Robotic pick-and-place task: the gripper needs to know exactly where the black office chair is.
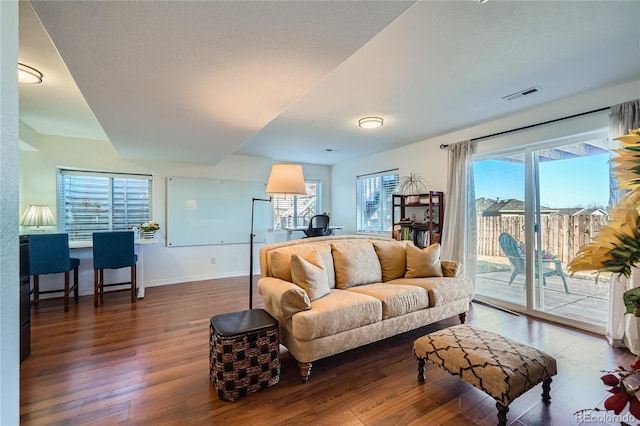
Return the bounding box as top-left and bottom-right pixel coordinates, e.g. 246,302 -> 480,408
92,231 -> 138,307
303,214 -> 330,238
28,233 -> 80,312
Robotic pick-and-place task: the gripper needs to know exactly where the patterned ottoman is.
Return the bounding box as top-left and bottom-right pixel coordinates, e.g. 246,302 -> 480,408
210,309 -> 280,402
413,324 -> 557,426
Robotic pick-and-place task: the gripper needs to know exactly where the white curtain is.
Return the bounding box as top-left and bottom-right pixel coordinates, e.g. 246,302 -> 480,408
607,99 -> 640,352
441,140 -> 477,283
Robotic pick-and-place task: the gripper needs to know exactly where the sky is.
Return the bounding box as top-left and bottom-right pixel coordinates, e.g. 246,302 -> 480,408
474,154 -> 609,209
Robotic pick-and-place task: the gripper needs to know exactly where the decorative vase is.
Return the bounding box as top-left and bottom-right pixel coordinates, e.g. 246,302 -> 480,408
142,231 -> 156,239
406,195 -> 421,205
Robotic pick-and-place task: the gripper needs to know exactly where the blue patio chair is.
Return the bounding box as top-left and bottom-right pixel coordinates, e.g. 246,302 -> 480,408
28,233 -> 80,312
498,232 -> 569,293
92,231 -> 138,307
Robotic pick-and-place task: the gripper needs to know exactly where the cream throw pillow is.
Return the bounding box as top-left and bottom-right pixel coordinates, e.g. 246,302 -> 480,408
405,243 -> 443,278
331,241 -> 382,288
290,251 -> 330,301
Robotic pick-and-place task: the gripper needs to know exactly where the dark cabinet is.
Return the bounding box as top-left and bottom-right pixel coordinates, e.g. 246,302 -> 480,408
20,235 -> 30,363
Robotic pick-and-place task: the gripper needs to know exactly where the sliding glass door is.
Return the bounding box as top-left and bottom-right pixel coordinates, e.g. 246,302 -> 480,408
474,153 -> 526,307
474,133 -> 610,331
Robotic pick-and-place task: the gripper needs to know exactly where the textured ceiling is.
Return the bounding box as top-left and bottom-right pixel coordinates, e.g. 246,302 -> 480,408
19,1 -> 640,166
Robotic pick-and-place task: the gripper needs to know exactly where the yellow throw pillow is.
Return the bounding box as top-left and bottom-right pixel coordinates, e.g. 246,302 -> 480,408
373,240 -> 408,282
290,251 -> 330,301
405,243 -> 443,278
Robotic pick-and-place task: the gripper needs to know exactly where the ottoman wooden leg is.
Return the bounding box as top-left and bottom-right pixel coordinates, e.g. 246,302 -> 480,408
458,312 -> 466,323
496,402 -> 508,426
541,377 -> 552,401
417,358 -> 425,381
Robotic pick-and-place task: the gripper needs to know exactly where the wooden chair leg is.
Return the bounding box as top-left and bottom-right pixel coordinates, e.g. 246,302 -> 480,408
94,269 -> 99,308
73,266 -> 79,303
131,265 -> 137,303
99,270 -> 104,304
64,271 -> 70,312
33,275 -> 40,306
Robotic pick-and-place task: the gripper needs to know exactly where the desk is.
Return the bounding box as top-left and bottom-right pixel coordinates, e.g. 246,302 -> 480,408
69,238 -> 158,298
282,226 -> 344,241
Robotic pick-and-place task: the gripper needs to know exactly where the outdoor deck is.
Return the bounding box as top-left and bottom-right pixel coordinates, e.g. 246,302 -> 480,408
475,257 -> 610,329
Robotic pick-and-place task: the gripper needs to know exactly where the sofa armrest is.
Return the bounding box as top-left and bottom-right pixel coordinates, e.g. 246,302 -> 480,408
441,260 -> 464,278
257,277 -> 311,320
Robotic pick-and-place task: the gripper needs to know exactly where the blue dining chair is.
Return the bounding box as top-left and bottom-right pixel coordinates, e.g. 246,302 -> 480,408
92,231 -> 138,307
28,233 -> 80,312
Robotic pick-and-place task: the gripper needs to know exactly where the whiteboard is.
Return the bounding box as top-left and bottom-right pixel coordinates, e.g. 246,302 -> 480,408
166,177 -> 270,247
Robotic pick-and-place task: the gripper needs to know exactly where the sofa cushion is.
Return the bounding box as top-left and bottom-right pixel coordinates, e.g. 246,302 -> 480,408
345,283 -> 429,319
372,240 -> 408,282
269,244 -> 336,288
405,243 -> 443,278
290,290 -> 382,340
331,241 -> 382,288
388,276 -> 474,306
290,251 -> 330,301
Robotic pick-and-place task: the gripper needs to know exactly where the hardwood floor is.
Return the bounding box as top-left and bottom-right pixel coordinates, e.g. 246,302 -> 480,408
20,277 -> 633,425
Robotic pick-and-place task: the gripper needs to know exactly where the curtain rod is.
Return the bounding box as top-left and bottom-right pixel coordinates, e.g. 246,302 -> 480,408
439,106 -> 610,149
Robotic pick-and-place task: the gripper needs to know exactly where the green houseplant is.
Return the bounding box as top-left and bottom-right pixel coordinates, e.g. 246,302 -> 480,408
397,171 -> 428,204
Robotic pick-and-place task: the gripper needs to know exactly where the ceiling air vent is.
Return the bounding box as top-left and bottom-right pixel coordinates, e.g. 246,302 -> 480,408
502,86 -> 542,101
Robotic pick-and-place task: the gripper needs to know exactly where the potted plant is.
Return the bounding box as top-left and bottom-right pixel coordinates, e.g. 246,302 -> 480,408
397,171 -> 428,204
137,220 -> 160,238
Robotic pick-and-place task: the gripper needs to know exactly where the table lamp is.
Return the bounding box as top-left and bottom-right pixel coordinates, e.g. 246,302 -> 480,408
20,205 -> 56,233
249,164 -> 306,309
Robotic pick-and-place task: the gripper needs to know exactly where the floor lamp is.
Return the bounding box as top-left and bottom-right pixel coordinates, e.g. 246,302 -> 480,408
249,164 -> 306,309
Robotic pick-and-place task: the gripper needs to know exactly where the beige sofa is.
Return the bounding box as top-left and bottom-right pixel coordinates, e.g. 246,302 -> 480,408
257,235 -> 474,382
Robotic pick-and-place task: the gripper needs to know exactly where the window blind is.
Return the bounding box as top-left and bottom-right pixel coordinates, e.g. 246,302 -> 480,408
356,170 -> 398,234
57,169 -> 153,241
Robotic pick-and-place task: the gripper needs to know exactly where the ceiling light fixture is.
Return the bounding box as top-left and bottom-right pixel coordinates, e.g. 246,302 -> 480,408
18,63 -> 43,84
358,116 -> 384,129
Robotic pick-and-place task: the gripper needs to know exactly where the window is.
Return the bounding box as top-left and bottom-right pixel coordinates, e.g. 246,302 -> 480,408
272,181 -> 320,229
356,170 -> 398,234
57,168 -> 153,241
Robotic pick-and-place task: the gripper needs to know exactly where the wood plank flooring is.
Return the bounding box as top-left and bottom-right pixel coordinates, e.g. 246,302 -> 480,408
20,277 -> 634,425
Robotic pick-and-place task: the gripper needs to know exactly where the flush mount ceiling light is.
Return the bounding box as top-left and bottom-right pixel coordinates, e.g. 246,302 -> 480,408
358,116 -> 384,129
18,63 -> 43,84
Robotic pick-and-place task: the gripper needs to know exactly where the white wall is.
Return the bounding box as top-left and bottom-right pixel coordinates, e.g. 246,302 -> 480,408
18,131 -> 331,296
331,79 -> 640,233
1,1 -> 20,423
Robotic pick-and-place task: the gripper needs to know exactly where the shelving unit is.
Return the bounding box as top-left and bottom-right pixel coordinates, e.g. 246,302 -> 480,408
392,191 -> 444,248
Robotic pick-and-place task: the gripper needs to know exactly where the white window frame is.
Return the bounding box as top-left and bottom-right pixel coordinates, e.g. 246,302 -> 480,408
356,169 -> 399,235
272,180 -> 321,229
57,168 -> 154,241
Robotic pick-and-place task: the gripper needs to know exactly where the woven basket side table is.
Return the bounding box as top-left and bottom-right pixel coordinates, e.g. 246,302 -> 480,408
209,309 -> 280,402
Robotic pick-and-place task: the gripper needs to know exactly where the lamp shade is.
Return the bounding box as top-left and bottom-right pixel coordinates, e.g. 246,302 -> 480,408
265,164 -> 306,195
20,205 -> 56,227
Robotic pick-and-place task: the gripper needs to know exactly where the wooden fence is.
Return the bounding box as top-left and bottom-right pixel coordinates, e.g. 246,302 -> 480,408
477,214 -> 608,263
